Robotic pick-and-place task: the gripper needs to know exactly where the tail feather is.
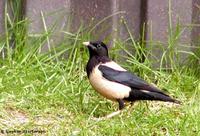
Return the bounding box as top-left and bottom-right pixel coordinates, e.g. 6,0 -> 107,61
125,89 -> 181,104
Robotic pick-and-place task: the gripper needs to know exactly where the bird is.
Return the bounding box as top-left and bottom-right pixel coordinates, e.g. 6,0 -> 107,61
83,41 -> 180,120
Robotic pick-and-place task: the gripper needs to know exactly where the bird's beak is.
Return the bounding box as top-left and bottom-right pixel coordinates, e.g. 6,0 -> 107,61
83,41 -> 96,50
83,42 -> 90,46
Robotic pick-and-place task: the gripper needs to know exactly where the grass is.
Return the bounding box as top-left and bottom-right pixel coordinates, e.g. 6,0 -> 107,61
0,1 -> 200,135
0,42 -> 199,135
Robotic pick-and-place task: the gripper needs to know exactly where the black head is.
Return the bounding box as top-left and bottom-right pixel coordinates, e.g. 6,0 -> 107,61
83,41 -> 109,58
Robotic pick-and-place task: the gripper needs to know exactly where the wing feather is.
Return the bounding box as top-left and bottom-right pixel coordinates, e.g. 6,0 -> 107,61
98,65 -> 169,96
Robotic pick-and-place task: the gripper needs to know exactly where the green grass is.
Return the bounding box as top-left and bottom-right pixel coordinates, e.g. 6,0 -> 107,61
0,1 -> 200,135
0,34 -> 200,135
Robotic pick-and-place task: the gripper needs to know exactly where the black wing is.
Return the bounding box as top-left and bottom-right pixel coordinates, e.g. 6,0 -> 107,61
98,65 -> 168,95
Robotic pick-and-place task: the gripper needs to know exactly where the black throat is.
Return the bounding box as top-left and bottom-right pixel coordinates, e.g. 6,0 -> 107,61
86,56 -> 110,77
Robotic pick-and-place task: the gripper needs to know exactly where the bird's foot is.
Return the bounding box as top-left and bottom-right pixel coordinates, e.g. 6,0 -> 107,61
91,110 -> 121,121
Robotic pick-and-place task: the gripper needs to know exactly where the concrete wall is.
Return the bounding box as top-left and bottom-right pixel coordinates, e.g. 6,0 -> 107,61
0,0 -> 4,35
192,0 -> 200,48
70,0 -> 113,41
25,0 -> 143,47
117,0 -> 142,41
69,0 -> 142,44
1,0 -> 200,65
146,0 -> 194,67
25,0 -> 70,51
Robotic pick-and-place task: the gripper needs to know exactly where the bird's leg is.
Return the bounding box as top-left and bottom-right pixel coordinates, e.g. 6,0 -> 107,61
91,99 -> 125,121
102,99 -> 124,119
118,99 -> 125,110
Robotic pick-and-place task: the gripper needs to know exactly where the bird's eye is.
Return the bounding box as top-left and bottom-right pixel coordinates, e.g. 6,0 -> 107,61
96,44 -> 101,48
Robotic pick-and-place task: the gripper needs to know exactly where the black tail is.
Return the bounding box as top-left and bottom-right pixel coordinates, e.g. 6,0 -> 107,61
125,89 -> 181,104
